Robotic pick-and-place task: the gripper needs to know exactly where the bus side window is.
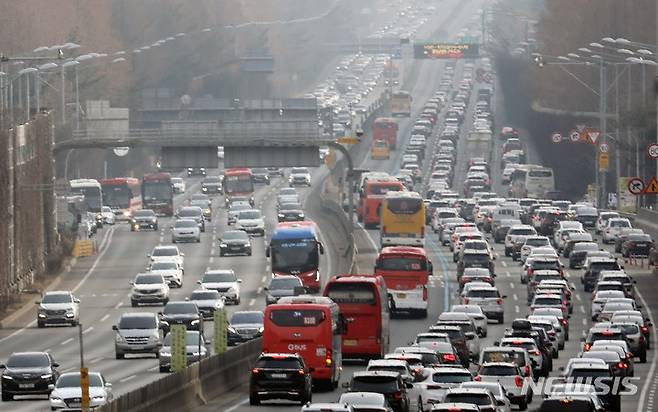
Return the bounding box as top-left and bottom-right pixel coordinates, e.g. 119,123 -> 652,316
318,242 -> 325,255
265,246 -> 270,258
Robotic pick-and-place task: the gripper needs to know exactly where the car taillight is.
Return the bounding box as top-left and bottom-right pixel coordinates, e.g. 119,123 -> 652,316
618,362 -> 628,369
251,368 -> 262,375
297,369 -> 305,375
442,353 -> 457,362
497,298 -> 503,305
524,365 -> 531,376
463,298 -> 469,304
474,375 -> 482,381
528,268 -> 534,276
393,391 -> 403,400
562,319 -> 568,326
584,343 -> 592,351
423,287 -> 428,301
563,300 -> 568,305
530,350 -> 540,356
641,326 -> 649,333
515,375 -> 524,387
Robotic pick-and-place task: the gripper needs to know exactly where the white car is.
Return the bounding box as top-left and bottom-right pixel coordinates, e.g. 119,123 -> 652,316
198,269 -> 242,304
130,273 -> 170,306
148,245 -> 184,268
171,218 -> 201,243
416,367 -> 474,409
450,304 -> 488,337
289,167 -> 312,186
519,236 -> 551,262
475,362 -> 531,410
171,177 -> 186,193
187,289 -> 225,320
49,372 -> 112,410
227,201 -> 252,225
148,260 -> 183,288
235,209 -> 265,236
37,291 -> 80,327
99,206 -> 115,225
460,381 -> 512,412
338,392 -> 389,411
602,218 -> 632,243
596,211 -> 620,234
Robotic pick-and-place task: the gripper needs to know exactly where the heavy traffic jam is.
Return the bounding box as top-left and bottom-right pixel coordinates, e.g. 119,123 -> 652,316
2,3 -> 657,412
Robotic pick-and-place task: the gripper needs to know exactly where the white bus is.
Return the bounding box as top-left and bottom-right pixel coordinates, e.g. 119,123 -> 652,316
508,165 -> 555,199
69,179 -> 103,212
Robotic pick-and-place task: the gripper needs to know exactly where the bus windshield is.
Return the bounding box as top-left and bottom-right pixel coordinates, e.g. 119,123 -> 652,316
386,198 -> 423,214
103,185 -> 131,208
71,187 -> 102,212
271,238 -> 319,273
326,282 -> 376,305
143,181 -> 171,201
369,184 -> 403,195
378,257 -> 426,271
269,309 -> 325,327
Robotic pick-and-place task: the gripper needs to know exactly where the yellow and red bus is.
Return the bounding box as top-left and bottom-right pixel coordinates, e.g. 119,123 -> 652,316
380,191 -> 425,247
358,178 -> 405,229
100,177 -> 141,220
374,246 -> 433,318
263,295 -> 345,389
323,274 -> 390,359
372,117 -> 399,149
371,139 -> 391,160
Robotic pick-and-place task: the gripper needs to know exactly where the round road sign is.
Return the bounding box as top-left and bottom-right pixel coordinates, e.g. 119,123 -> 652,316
551,132 -> 562,143
599,143 -> 609,153
569,130 -> 581,142
648,143 -> 658,159
113,147 -> 130,157
627,177 -> 645,195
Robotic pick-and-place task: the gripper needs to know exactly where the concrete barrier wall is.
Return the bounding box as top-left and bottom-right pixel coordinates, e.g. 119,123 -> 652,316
96,338 -> 262,412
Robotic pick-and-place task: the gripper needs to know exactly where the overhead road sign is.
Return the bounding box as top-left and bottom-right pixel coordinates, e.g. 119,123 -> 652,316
648,143 -> 658,159
627,177 -> 645,195
599,153 -> 609,171
586,129 -> 601,144
569,130 -> 581,143
599,143 -> 609,153
551,132 -> 562,143
413,43 -> 479,59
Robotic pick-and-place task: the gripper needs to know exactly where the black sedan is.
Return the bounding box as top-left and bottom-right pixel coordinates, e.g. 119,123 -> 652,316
277,203 -> 305,222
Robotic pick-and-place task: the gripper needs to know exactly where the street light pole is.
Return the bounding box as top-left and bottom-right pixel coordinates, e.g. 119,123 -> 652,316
599,62 -> 607,208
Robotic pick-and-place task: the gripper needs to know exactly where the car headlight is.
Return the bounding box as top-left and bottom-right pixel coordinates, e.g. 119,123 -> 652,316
202,187 -> 208,191
228,326 -> 237,334
50,395 -> 62,401
258,327 -> 264,333
227,287 -> 236,293
160,349 -> 171,356
204,209 -> 211,214
278,214 -> 284,218
92,395 -> 106,401
220,243 -> 228,248
152,218 -> 157,223
131,219 -> 137,223
115,334 -> 125,343
244,242 -> 251,248
298,213 -> 305,217
191,319 -> 199,325
123,210 -> 130,217
2,375 -> 13,380
41,374 -> 52,380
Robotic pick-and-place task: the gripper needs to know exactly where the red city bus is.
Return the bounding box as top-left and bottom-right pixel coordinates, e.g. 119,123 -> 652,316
141,172 -> 173,216
224,168 -> 254,205
323,275 -> 390,359
263,296 -> 346,389
100,177 -> 141,220
372,117 -> 399,149
374,246 -> 433,318
358,178 -> 405,229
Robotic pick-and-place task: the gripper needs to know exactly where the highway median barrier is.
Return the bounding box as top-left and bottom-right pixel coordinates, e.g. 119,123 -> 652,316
96,338 -> 262,412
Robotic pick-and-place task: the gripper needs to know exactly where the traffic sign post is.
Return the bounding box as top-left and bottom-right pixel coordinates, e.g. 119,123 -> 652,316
599,153 -> 609,171
569,130 -> 581,143
586,129 -> 601,144
645,176 -> 658,194
214,307 -> 228,354
628,177 -> 645,195
550,132 -> 562,143
599,143 -> 609,153
170,324 -> 187,372
648,143 -> 658,160
80,367 -> 90,410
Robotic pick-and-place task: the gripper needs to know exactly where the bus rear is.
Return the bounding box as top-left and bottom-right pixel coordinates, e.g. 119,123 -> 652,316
263,296 -> 343,387
372,117 -> 398,149
525,167 -> 555,198
323,275 -> 389,359
374,246 -> 432,318
224,168 -> 254,204
371,139 -> 390,160
361,180 -> 405,229
390,92 -> 412,117
141,172 -> 173,216
380,191 -> 425,247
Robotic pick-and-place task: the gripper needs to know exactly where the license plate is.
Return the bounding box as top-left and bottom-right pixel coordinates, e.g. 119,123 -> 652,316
69,403 -> 81,408
270,373 -> 287,379
397,293 -> 407,298
19,383 -> 35,389
636,243 -> 647,247
344,339 -> 358,346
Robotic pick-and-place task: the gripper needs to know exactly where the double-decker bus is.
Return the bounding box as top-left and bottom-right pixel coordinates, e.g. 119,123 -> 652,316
267,221 -> 325,293
224,168 -> 254,205
69,179 -> 103,212
100,177 -> 141,219
380,191 -> 425,247
372,117 -> 399,149
141,172 -> 173,216
323,274 -> 390,359
374,246 -> 433,318
390,91 -> 412,117
263,295 -> 346,389
358,178 -> 405,229
508,165 -> 555,199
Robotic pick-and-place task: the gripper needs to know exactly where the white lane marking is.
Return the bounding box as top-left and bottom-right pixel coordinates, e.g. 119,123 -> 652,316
505,271 -> 511,278
261,276 -> 267,283
0,226 -> 117,344
248,298 -> 256,307
100,314 -> 110,322
257,287 -> 263,294
61,338 -> 74,346
119,374 -> 136,383
582,318 -> 587,326
579,306 -> 585,314
209,256 -> 214,264
510,283 -> 515,289
89,357 -> 103,364
224,398 -> 249,412
147,366 -> 159,372
635,286 -> 658,412
514,305 -> 519,313
82,326 -> 94,335
575,294 -> 582,302
512,294 -> 518,301
114,301 -> 123,310
501,261 -> 507,267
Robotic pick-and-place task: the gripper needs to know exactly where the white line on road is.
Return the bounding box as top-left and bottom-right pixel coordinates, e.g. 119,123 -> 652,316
114,301 -> 122,310
505,271 -> 511,278
575,294 -> 582,302
635,286 -> 658,412
119,375 -> 136,383
512,294 -> 518,301
89,357 -> 103,364
100,314 -> 110,322
61,338 -> 73,346
261,276 -> 267,283
82,326 -> 94,335
224,398 -> 249,412
147,366 -> 159,372
582,318 -> 587,326
510,283 -> 515,289
501,261 -> 507,267
257,287 -> 263,294
580,306 -> 585,314
514,305 -> 519,313
209,256 -> 214,263
249,298 -> 256,306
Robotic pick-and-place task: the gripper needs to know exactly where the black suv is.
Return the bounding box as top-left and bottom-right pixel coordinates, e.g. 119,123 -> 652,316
1,352 -> 60,401
201,176 -> 223,195
130,209 -> 158,231
251,168 -> 271,185
346,371 -> 412,412
249,353 -> 312,406
457,251 -> 494,277
159,301 -> 203,334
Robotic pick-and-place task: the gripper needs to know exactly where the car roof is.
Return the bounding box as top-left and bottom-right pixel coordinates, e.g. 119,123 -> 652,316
353,370 -> 400,378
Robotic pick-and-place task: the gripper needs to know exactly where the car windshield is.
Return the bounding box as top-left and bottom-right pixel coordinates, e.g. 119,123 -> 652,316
203,272 -> 236,282
164,303 -> 196,314
431,372 -> 473,383
134,210 -> 155,218
462,254 -> 490,265
178,208 -> 201,217
174,220 -> 198,228
222,231 -> 248,241
42,293 -> 72,304
152,247 -> 178,256
238,210 -> 261,219
291,168 -> 309,174
279,203 -> 301,211
190,291 -> 220,300
204,176 -> 221,183
118,316 -> 156,329
163,332 -> 202,346
57,373 -> 102,388
150,262 -> 177,271
231,312 -> 264,324
352,377 -> 398,392
480,365 -> 517,376
255,357 -> 301,369
269,277 -> 302,289
526,238 -> 549,246
135,275 -> 163,284
444,393 -> 492,405
467,289 -> 499,298
510,228 -> 535,235
7,353 -> 49,368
